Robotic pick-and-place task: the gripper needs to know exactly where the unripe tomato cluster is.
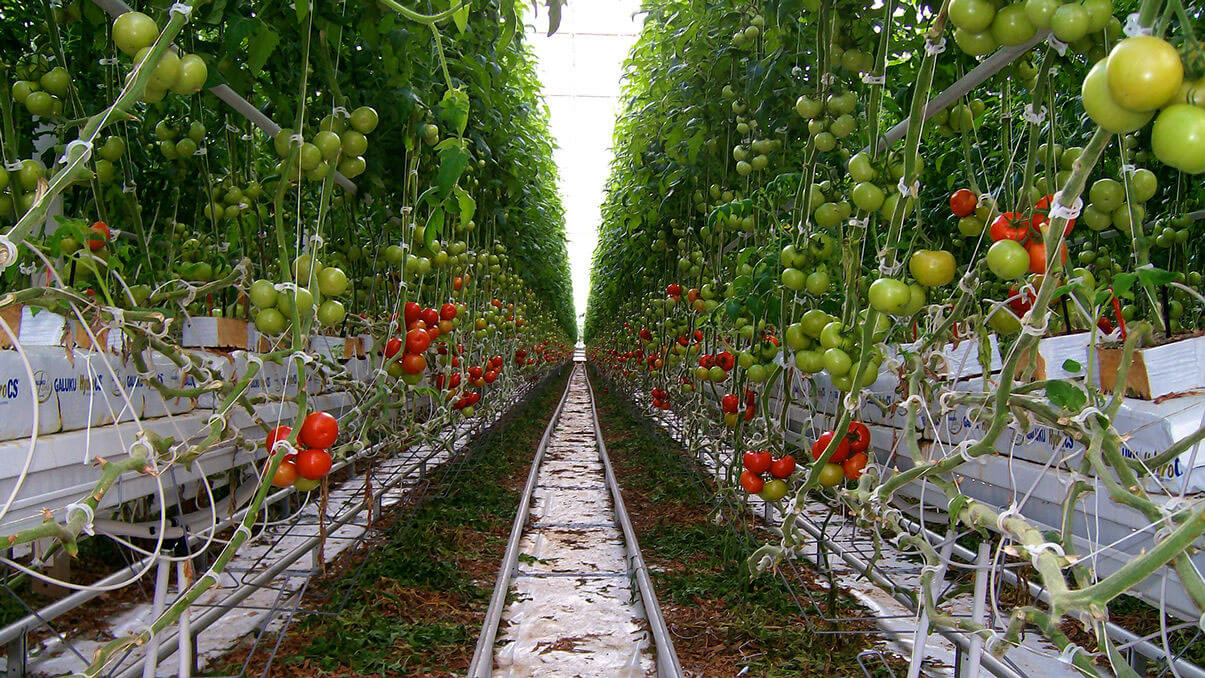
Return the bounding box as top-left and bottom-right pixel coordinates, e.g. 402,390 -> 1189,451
250,254 -> 351,335
273,105 -> 379,183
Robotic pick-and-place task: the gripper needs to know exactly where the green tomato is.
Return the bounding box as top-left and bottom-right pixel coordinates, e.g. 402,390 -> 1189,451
819,321 -> 847,350
1082,60 -> 1155,133
822,348 -> 852,376
758,478 -> 789,501
901,283 -> 927,316
39,67 -> 70,97
1023,0 -> 1060,28
1106,36 -> 1184,113
249,279 -> 278,308
800,309 -> 832,338
317,299 -> 346,327
1151,105 -> 1205,174
317,266 -> 349,296
782,267 -> 806,291
340,130 -> 369,157
112,11 -> 158,56
909,249 -> 957,287
171,54 -> 208,95
1088,178 -> 1124,211
957,215 -> 985,237
868,278 -> 911,314
950,0 -> 996,31
1081,203 -> 1113,231
954,28 -> 998,56
254,308 -> 286,335
990,4 -> 1036,47
985,239 -> 1029,279
851,182 -> 886,212
1126,168 -> 1158,202
805,269 -> 830,295
1050,3 -> 1089,42
350,106 -> 379,134
276,286 -> 314,318
818,463 -> 845,487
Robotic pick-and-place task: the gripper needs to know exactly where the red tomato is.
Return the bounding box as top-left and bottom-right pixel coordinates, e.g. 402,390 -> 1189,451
666,283 -> 681,297
847,421 -> 871,453
770,454 -> 796,479
440,302 -> 457,321
1026,240 -> 1067,275
452,276 -> 464,291
271,460 -> 299,487
449,372 -> 462,388
842,452 -> 869,480
717,351 -> 736,371
468,365 -> 483,380
265,425 -> 292,452
1032,194 -> 1077,236
87,221 -> 111,251
989,212 -> 1029,242
740,469 -> 765,494
721,393 -> 740,413
949,189 -> 977,217
742,449 -> 772,474
299,411 -> 338,449
384,337 -> 403,358
402,352 -> 427,374
405,327 -> 431,354
484,370 -> 498,383
403,301 -> 421,325
1008,285 -> 1034,317
295,448 -> 332,480
420,307 -> 439,326
811,431 -> 851,463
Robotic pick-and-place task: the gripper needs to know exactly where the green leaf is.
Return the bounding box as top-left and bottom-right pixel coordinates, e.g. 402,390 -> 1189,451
453,1 -> 469,33
435,143 -> 469,197
425,207 -> 444,253
453,184 -> 476,224
296,0 -> 309,24
499,0 -> 518,47
247,25 -> 280,75
1046,380 -> 1087,412
1112,272 -> 1137,300
439,88 -> 470,136
545,0 -> 564,36
1137,266 -> 1177,288
1061,359 -> 1082,374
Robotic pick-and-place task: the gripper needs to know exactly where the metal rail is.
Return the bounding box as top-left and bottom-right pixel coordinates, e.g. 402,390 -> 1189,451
584,369 -> 683,678
466,365 -> 683,678
465,367 -> 576,678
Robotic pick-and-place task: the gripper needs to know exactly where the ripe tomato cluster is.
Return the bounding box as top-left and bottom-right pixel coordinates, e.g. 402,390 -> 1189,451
739,449 -> 797,501
810,422 -> 871,487
265,411 -> 339,491
383,301 -> 461,382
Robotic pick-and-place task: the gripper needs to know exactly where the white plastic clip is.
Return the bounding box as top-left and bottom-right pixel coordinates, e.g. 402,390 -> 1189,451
1028,541 -> 1065,560
1046,35 -> 1068,56
168,2 -> 193,20
996,505 -> 1021,531
1048,192 -> 1083,220
193,145 -> 207,156
122,182 -> 137,193
1124,12 -> 1152,37
288,133 -> 304,143
332,106 -> 349,117
233,523 -> 253,542
897,177 -> 920,197
1021,103 -> 1046,125
207,412 -> 226,431
65,502 -> 95,536
98,57 -> 119,66
58,139 -> 92,166
820,73 -> 836,86
924,37 -> 947,56
309,233 -> 325,248
0,235 -> 17,271
1058,643 -> 1084,664
3,161 -> 22,172
861,73 -> 886,85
